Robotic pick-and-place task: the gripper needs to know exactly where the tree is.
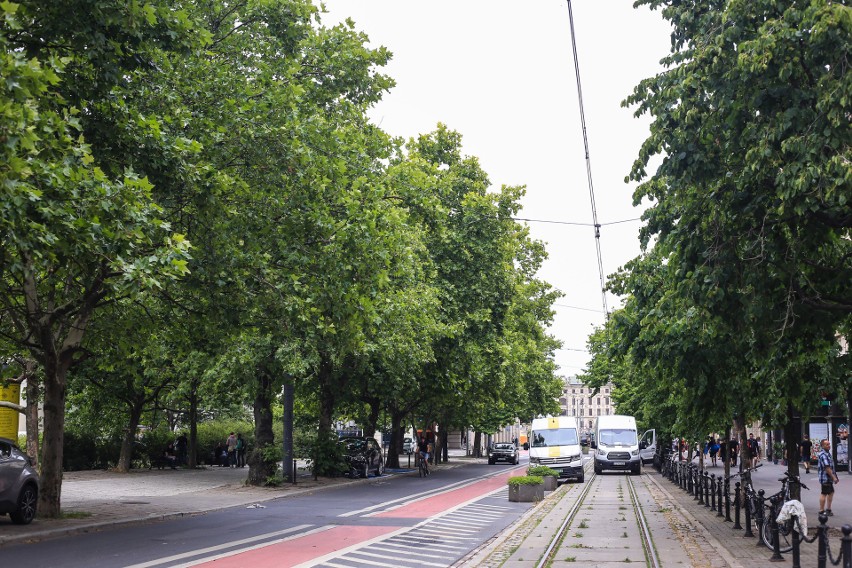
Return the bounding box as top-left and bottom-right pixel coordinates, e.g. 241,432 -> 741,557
0,2 -> 193,516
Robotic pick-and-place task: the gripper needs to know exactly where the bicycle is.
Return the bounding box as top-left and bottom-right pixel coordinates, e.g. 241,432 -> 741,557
762,471 -> 809,553
418,453 -> 430,477
727,463 -> 763,536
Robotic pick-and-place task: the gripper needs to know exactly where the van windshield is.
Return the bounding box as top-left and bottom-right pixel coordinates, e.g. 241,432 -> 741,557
599,429 -> 637,446
531,428 -> 578,447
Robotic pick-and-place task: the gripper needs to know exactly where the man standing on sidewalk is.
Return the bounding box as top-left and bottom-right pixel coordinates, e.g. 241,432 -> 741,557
818,438 -> 839,516
799,434 -> 812,474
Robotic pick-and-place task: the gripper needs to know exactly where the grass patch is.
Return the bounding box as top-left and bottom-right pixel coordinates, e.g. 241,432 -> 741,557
622,531 -> 629,538
578,520 -> 589,528
573,531 -> 584,538
61,511 -> 92,519
564,556 -> 577,562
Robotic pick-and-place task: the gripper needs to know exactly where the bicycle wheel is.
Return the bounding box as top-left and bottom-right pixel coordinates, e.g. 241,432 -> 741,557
761,516 -> 793,553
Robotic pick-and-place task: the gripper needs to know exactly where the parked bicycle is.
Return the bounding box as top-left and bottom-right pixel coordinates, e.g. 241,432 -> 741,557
763,471 -> 809,553
728,463 -> 764,537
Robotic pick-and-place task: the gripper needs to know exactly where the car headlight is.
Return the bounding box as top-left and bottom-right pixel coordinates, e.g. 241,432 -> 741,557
631,450 -> 639,456
598,448 -> 606,456
568,454 -> 581,462
529,456 -> 539,464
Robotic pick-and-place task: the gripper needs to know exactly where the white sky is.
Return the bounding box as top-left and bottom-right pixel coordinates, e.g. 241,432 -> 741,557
319,1 -> 672,375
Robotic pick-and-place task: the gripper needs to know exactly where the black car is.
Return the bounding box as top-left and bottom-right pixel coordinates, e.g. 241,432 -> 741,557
340,437 -> 384,478
0,438 -> 39,525
488,442 -> 519,465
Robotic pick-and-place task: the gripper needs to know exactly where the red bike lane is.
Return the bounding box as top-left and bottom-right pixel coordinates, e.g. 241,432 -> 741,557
191,468 -> 522,567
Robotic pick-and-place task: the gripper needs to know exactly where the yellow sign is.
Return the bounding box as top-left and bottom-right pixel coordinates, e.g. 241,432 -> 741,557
0,384 -> 21,440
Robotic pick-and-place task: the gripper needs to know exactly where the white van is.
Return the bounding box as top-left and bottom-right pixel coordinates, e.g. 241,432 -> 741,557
528,416 -> 584,483
593,415 -> 654,475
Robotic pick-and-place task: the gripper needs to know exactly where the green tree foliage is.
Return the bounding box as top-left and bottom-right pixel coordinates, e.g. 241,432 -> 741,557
585,0 -> 850,444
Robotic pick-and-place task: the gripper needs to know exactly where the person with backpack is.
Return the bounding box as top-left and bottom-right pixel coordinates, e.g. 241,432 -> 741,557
748,433 -> 760,468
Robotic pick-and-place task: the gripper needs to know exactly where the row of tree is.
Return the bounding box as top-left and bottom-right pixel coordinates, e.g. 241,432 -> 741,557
582,0 -> 850,480
0,0 -> 563,518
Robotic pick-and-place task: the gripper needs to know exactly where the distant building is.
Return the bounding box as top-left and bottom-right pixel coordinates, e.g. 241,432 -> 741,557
558,375 -> 615,432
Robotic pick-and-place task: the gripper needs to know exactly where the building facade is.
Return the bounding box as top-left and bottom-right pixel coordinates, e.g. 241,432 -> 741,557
558,375 -> 615,433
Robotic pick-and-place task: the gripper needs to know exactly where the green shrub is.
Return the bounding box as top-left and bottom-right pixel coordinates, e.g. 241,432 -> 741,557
527,465 -> 559,477
195,420 -> 254,464
307,430 -> 348,478
507,475 -> 544,487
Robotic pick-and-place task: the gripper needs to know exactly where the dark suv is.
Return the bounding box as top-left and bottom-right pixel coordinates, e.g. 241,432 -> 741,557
340,437 -> 385,478
0,438 -> 39,525
488,442 -> 519,465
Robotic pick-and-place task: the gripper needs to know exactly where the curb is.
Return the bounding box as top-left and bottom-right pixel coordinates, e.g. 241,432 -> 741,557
0,457 -> 478,548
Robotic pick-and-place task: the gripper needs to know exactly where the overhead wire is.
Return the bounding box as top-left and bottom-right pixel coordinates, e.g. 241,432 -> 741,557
566,0 -> 609,317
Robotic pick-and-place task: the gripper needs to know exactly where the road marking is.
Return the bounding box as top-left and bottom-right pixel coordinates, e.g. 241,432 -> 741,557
122,524 -> 314,568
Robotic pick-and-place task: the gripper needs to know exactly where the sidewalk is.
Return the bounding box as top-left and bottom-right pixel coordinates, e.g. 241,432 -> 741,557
0,449 -> 480,548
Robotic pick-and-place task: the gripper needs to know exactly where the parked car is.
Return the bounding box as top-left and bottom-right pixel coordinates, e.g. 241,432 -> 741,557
402,437 -> 415,454
0,437 -> 39,525
488,442 -> 520,465
340,436 -> 385,478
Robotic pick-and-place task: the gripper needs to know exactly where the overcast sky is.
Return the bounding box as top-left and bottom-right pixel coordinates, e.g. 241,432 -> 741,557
318,1 -> 672,376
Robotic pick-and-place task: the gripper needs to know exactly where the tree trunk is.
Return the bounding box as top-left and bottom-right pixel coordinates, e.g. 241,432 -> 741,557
786,406 -> 801,500
440,429 -> 448,463
116,399 -> 145,472
473,430 -> 482,458
734,414 -> 746,472
188,379 -> 199,468
363,397 -> 379,438
248,370 -> 276,486
317,359 -> 336,439
24,365 -> 40,470
386,410 -> 404,469
39,361 -> 67,518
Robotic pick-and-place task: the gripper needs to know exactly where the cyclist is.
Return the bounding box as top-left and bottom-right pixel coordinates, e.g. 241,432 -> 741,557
417,435 -> 431,474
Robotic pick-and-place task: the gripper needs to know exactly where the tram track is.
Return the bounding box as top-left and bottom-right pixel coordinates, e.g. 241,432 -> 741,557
535,470 -> 662,568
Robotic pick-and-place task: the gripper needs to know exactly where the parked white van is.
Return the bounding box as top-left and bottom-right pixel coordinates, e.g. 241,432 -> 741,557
593,415 -> 654,475
528,416 -> 584,483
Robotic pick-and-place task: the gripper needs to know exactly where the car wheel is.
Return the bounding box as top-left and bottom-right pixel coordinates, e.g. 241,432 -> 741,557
488,459 -> 494,465
594,463 -> 602,475
360,463 -> 369,478
577,474 -> 584,483
10,484 -> 37,525
375,459 -> 384,477
514,456 -> 519,465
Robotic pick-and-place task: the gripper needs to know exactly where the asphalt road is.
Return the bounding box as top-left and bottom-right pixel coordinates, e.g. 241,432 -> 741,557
0,459 -> 533,568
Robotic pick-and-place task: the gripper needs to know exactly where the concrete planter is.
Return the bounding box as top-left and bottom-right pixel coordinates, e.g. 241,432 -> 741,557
542,475 -> 558,491
508,482 -> 544,502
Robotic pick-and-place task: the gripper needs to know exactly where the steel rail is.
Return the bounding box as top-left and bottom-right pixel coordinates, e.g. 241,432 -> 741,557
626,474 -> 662,568
534,469 -> 597,568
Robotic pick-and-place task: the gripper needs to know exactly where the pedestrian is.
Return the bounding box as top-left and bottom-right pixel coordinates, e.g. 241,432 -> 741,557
236,433 -> 246,468
817,438 -> 839,516
720,439 -> 728,466
176,432 -> 188,466
799,434 -> 812,474
709,438 -> 720,466
729,436 -> 739,467
226,432 -> 238,468
748,433 -> 760,467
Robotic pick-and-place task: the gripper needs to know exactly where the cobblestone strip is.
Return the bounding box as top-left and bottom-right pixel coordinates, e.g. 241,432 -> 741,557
640,473 -> 739,568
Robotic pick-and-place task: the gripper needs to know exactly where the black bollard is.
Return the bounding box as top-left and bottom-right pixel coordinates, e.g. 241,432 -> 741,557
725,478 -> 732,522
744,485 -> 754,537
838,524 -> 851,568
710,473 -> 716,509
698,469 -> 704,504
769,495 -> 784,561
733,482 -> 742,529
705,471 -> 711,508
816,513 -> 828,568
717,476 -> 725,517
790,514 -> 800,568
754,489 -> 766,545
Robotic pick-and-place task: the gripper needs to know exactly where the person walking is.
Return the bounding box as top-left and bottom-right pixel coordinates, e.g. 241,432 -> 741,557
175,432 -> 188,466
236,433 -> 246,468
709,438 -> 720,466
729,436 -> 739,467
748,433 -> 760,468
817,438 -> 839,516
226,432 -> 238,468
799,434 -> 813,474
